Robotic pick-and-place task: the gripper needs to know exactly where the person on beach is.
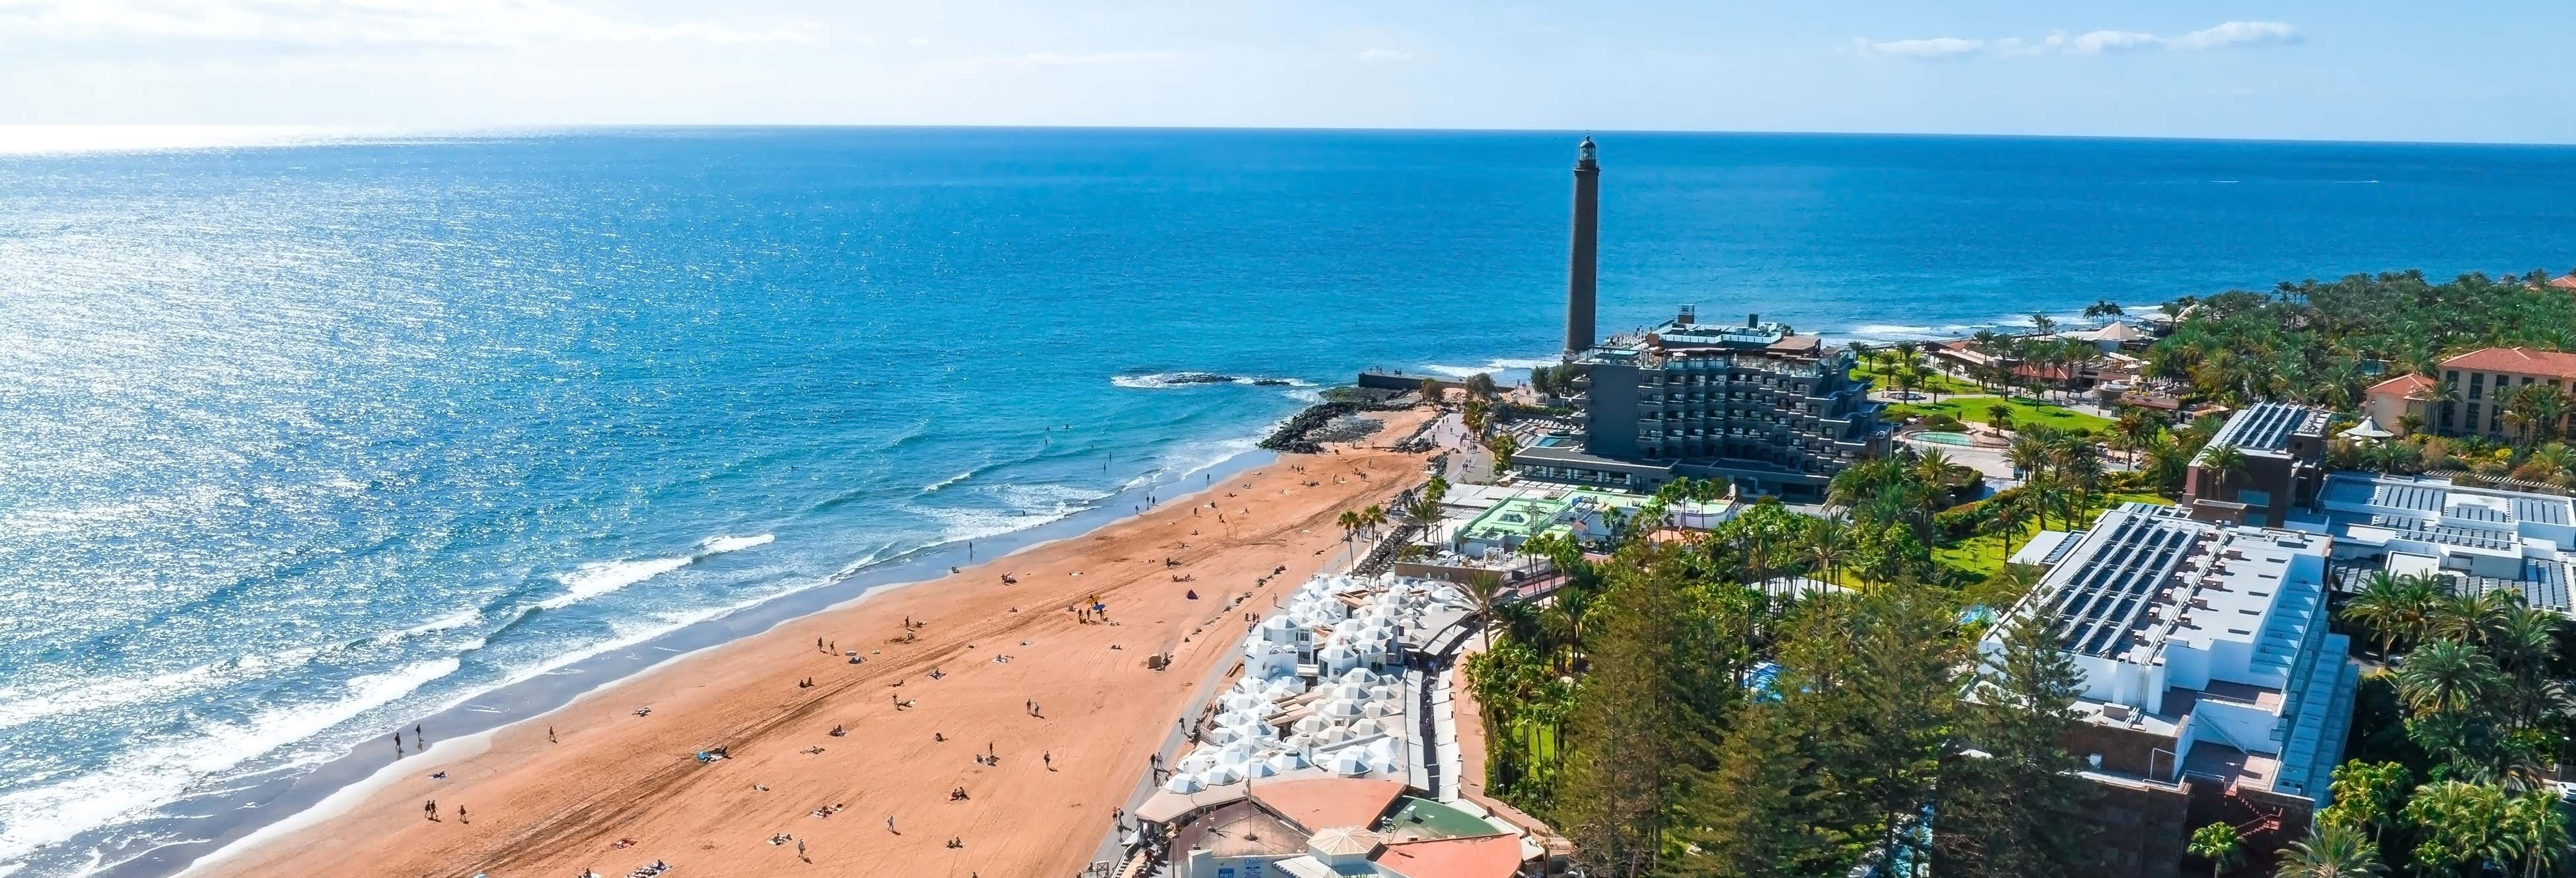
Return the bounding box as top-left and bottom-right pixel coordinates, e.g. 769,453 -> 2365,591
1044,750 -> 1053,770
886,816 -> 897,834
424,800 -> 436,820
548,725 -> 556,743
456,804 -> 467,824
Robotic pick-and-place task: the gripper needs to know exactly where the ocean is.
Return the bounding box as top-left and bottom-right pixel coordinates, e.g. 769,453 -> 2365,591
3,127 -> 2575,877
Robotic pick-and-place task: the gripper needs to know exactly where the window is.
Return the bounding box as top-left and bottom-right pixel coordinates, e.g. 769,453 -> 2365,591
2238,489 -> 2272,508
2467,403 -> 2480,432
2469,373 -> 2484,400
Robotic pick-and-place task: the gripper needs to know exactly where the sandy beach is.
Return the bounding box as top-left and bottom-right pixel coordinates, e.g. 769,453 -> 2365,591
188,408 -> 1433,878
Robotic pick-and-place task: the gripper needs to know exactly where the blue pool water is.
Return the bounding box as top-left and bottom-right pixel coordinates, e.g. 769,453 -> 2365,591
1910,431 -> 1979,446
5,127 -> 2576,877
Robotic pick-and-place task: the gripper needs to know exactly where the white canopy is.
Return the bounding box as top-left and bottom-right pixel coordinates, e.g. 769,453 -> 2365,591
1164,773 -> 1205,793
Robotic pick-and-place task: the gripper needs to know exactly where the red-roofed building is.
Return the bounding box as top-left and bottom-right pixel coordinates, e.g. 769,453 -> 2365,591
2548,273 -> 2576,291
2361,373 -> 2437,435
1371,835 -> 1528,878
2433,348 -> 2576,438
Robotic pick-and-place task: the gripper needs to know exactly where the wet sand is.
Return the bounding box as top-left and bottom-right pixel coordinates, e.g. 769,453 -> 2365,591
188,408 -> 1431,878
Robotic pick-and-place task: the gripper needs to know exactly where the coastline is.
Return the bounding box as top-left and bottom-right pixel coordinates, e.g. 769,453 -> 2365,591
161,408 -> 1434,878
97,441 -> 1282,878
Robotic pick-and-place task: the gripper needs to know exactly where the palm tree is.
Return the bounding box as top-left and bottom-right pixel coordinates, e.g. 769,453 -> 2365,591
1984,499 -> 2029,560
1801,517 -> 1847,587
2271,821 -> 2382,878
2434,589 -> 2519,647
2343,571 -> 2416,659
2201,443 -> 2250,494
1336,509 -> 1363,546
2084,298 -> 2125,320
2189,822 -> 2243,878
2504,787 -> 2569,878
1464,571 -> 1506,651
2396,639 -> 2503,718
2396,413 -> 2426,438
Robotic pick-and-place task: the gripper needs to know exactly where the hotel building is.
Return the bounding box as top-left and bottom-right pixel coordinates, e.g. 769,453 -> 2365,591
2422,347 -> 2576,439
1513,309 -> 1890,497
1985,504 -> 2357,877
2180,402 -> 2332,527
2298,471 -> 2576,616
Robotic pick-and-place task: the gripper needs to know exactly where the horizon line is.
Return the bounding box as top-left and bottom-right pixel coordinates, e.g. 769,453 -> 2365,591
5,122 -> 2576,155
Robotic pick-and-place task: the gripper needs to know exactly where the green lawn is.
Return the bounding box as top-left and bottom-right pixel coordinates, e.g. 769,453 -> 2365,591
1851,365 -> 1985,396
1882,395 -> 2115,436
1933,492 -> 2171,579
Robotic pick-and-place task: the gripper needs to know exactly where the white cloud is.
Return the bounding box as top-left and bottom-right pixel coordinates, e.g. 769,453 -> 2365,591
1852,36 -> 1986,60
1855,20 -> 2297,60
2067,30 -> 2159,54
1355,48 -> 1413,63
0,0 -> 818,49
2170,21 -> 2300,50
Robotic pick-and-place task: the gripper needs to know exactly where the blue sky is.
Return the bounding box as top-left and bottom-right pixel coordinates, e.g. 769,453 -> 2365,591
3,1 -> 2571,143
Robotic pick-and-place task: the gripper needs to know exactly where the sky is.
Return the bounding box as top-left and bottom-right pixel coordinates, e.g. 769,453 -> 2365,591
3,0 -> 2573,144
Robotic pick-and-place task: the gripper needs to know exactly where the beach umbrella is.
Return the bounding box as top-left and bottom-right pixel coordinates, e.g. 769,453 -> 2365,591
1164,772 -> 1206,793
1203,764 -> 1245,786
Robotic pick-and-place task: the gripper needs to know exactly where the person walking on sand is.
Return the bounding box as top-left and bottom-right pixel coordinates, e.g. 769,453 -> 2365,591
423,800 -> 435,820
796,838 -> 806,860
886,815 -> 898,834
1044,750 -> 1053,770
548,725 -> 556,743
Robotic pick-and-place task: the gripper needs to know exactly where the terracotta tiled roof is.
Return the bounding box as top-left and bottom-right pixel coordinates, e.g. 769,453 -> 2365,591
1372,834 -> 1526,878
2365,373 -> 2436,399
1251,778 -> 1406,835
2441,347 -> 2576,380
2548,274 -> 2576,290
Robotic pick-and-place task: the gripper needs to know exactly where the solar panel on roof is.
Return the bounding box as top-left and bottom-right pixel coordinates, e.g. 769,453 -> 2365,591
2515,497 -> 2572,526
2447,503 -> 2510,525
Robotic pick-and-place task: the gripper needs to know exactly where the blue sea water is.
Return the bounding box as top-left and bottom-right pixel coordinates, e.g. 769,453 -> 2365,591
4,127 -> 2576,876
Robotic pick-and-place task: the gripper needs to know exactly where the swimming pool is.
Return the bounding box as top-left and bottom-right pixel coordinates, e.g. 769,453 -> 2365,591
1910,431 -> 1976,446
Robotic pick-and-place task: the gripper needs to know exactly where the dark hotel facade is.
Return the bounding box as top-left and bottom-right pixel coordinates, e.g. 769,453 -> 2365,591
1512,139 -> 1891,497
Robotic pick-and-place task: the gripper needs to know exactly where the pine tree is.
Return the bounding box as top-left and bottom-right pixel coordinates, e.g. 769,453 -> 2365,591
1556,546 -> 1686,877
1937,609 -> 2098,877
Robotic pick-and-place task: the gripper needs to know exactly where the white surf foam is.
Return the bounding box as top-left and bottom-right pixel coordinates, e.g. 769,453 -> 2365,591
0,657 -> 460,869
1110,372 -> 1315,390
697,533 -> 775,556
1419,357 -> 1556,379
535,533 -> 773,610
919,470 -> 976,494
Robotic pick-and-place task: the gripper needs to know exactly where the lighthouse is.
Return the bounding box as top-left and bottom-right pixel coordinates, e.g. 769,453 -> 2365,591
1565,136 -> 1600,357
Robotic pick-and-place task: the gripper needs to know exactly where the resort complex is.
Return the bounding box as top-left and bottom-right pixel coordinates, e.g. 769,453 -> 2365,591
1133,573 -> 1546,878
2301,470 -> 2576,615
1993,505 -> 2358,876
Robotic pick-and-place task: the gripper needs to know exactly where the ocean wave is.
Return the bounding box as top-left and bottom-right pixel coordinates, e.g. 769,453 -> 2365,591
0,656 -> 459,868
1418,357 -> 1556,379
534,532 -> 774,611
381,608 -> 483,642
918,468 -> 980,495
1110,372 -> 1315,390
698,533 -> 775,555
